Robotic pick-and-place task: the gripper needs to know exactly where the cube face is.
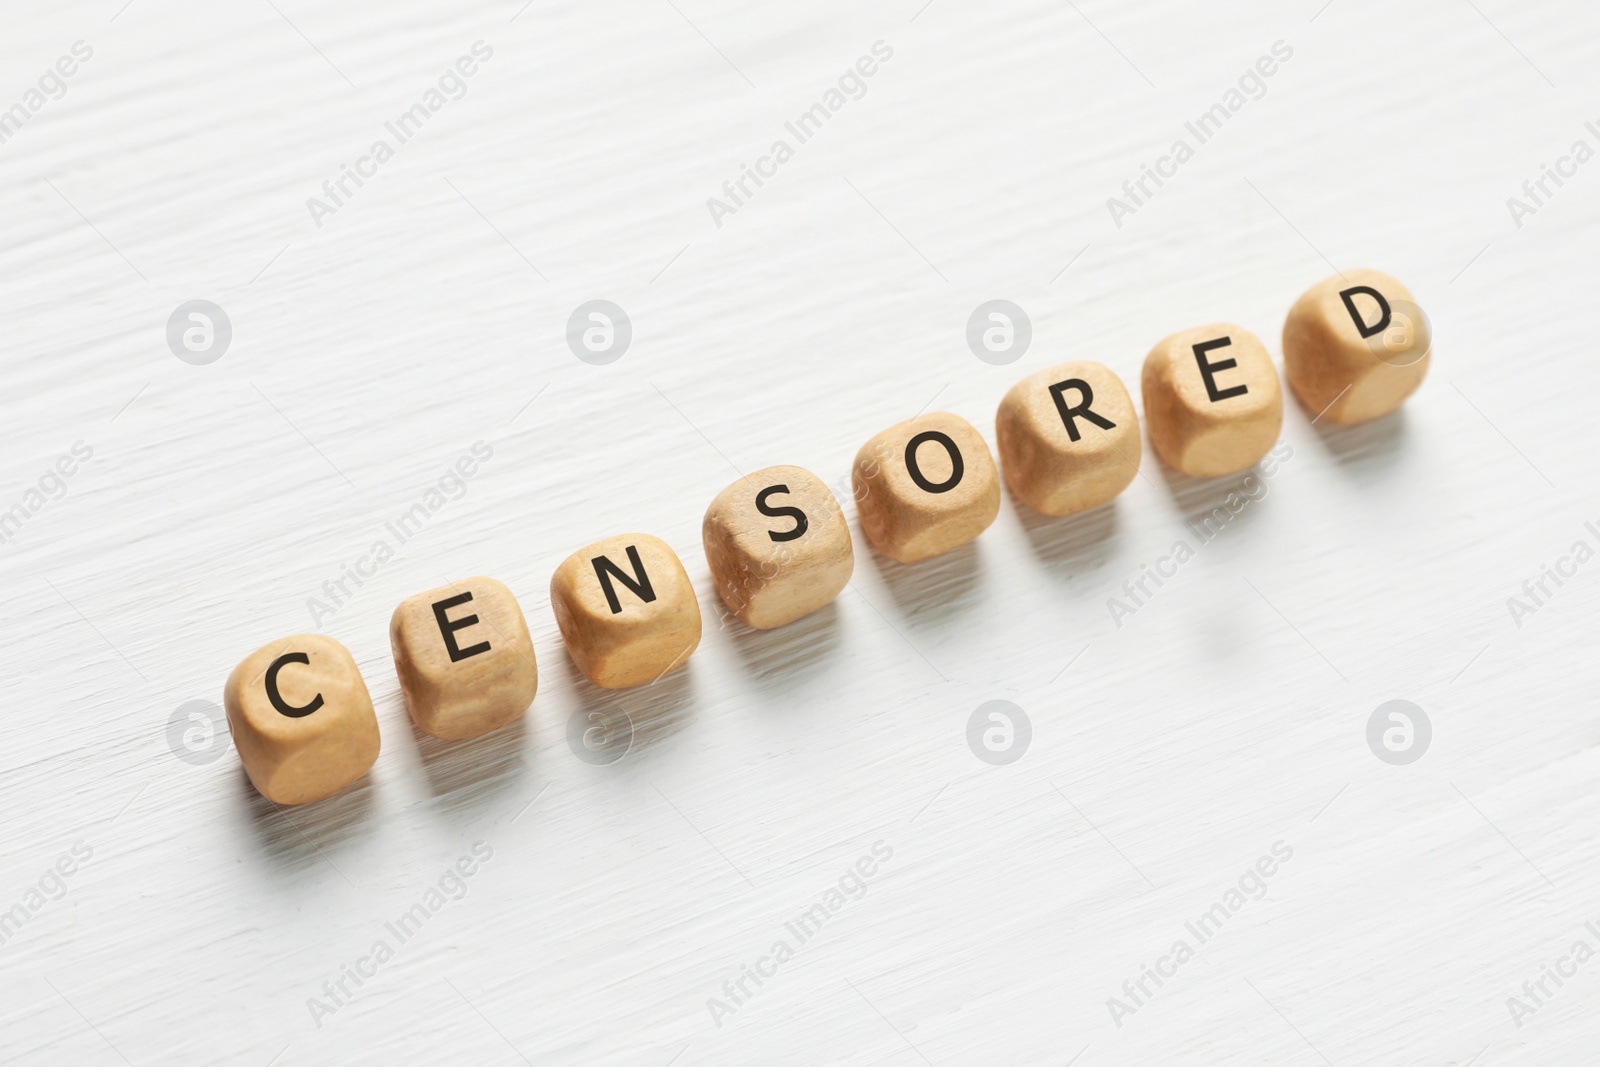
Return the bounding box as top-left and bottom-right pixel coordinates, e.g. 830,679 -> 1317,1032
550,533 -> 702,688
223,634 -> 380,805
703,465 -> 854,629
389,576 -> 537,740
996,361 -> 1142,516
852,411 -> 1000,564
1282,268 -> 1430,425
1141,324 -> 1283,478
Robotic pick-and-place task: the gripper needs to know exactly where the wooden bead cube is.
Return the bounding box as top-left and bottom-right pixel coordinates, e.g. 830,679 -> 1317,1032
1141,324 -> 1283,478
223,634 -> 380,805
995,361 -> 1141,516
703,465 -> 854,629
1282,268 -> 1430,424
550,533 -> 701,688
852,411 -> 1000,563
389,576 -> 537,740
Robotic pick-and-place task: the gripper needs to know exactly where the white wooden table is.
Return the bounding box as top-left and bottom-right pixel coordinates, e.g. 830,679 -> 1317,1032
2,0 -> 1596,1063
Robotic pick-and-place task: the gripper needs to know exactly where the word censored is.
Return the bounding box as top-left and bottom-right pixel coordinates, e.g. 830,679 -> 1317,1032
223,270 -> 1431,805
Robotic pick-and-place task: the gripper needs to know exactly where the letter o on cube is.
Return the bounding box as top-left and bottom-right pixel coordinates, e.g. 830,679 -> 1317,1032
996,361 -> 1141,516
1282,268 -> 1430,424
852,411 -> 1000,563
1142,324 -> 1282,478
223,633 -> 380,805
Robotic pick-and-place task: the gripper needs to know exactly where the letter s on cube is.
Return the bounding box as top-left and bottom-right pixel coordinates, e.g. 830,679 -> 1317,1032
703,465 -> 853,630
223,634 -> 380,804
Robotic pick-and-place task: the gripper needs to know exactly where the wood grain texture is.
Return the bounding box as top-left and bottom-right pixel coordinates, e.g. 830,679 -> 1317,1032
996,361 -> 1142,516
1141,324 -> 1283,477
1282,268 -> 1431,424
702,465 -> 854,629
390,576 -> 538,740
2,0 -> 1599,1064
853,411 -> 1002,564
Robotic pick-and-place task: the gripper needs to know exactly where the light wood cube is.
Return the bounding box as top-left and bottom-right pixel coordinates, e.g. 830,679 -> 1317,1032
852,411 -> 1000,563
1282,268 -> 1430,424
703,465 -> 853,629
390,576 -> 537,740
550,533 -> 701,688
996,361 -> 1141,516
1141,324 -> 1283,478
223,634 -> 380,805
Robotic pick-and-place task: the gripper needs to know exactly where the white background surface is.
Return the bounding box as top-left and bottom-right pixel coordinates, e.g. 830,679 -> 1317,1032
2,0 -> 1598,1064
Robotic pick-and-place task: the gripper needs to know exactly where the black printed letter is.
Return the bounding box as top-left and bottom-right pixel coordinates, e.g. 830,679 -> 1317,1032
905,430 -> 964,494
755,484 -> 808,542
432,591 -> 491,662
265,652 -> 324,718
1338,285 -> 1391,339
1048,378 -> 1117,442
593,545 -> 657,615
1193,337 -> 1248,402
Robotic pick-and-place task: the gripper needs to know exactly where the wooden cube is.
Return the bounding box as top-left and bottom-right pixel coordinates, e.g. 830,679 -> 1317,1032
852,411 -> 1000,563
223,634 -> 380,805
703,465 -> 854,629
550,533 -> 701,688
996,361 -> 1141,516
1141,324 -> 1283,478
1282,268 -> 1430,424
390,576 -> 537,740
